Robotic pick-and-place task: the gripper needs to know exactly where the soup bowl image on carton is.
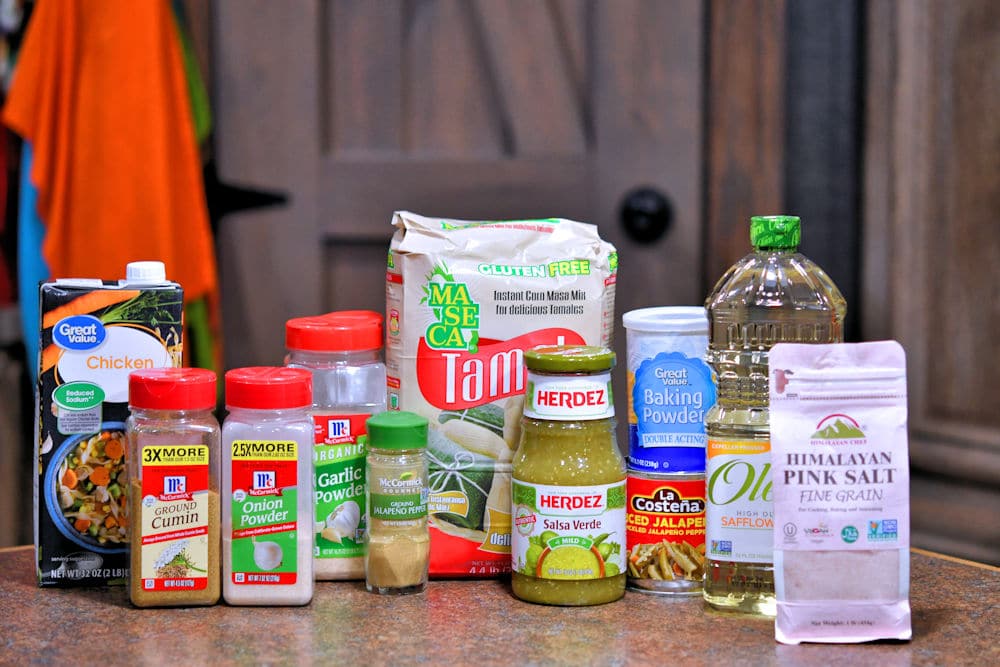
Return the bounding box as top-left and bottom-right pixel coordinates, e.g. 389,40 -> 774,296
35,261 -> 183,587
43,421 -> 128,555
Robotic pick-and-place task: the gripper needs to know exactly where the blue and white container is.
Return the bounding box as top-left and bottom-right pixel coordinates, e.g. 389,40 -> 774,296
623,307 -> 714,473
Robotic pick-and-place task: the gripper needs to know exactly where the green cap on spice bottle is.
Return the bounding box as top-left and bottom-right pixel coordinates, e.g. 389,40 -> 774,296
366,411 -> 428,450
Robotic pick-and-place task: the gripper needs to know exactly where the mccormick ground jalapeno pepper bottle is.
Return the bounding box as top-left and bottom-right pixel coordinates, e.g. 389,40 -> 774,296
510,345 -> 626,606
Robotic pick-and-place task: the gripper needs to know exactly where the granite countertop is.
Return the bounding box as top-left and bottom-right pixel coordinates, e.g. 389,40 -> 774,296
0,546 -> 996,665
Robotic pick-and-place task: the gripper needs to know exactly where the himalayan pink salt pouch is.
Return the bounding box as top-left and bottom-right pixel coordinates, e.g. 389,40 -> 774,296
769,341 -> 911,644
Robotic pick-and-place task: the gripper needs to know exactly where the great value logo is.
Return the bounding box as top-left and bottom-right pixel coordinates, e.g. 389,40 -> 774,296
53,315 -> 106,350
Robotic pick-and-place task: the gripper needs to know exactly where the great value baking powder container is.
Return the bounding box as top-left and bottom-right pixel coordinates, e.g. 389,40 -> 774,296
622,307 -> 714,474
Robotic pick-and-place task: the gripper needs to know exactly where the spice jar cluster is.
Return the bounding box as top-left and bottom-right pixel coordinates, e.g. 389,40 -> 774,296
123,310 -> 432,607
37,214 -> 913,644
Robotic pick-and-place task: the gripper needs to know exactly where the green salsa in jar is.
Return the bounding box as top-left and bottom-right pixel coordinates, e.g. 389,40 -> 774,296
511,346 -> 626,606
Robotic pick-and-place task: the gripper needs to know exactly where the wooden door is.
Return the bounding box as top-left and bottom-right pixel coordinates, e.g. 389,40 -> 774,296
865,0 -> 1000,564
212,0 -> 704,388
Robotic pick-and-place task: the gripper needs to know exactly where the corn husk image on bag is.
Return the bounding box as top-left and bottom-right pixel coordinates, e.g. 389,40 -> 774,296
769,341 -> 911,644
385,211 -> 617,576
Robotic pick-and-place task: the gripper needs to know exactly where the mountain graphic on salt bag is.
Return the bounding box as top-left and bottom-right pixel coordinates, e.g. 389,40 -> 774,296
811,417 -> 865,439
769,341 -> 911,645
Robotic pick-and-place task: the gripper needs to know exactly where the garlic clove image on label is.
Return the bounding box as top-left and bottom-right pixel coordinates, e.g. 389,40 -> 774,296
320,500 -> 361,544
252,540 -> 283,571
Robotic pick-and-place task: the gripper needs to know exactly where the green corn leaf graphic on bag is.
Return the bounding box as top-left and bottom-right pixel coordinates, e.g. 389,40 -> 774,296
426,429 -> 494,530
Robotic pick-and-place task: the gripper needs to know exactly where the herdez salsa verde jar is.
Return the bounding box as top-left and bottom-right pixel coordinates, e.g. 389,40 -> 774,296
511,346 -> 626,606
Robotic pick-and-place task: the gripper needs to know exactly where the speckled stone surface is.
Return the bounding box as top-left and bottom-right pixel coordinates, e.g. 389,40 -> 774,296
0,547 -> 996,665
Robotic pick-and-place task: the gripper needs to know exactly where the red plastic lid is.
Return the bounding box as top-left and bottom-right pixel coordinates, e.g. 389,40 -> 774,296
225,367 -> 312,410
129,367 -> 217,411
285,310 -> 383,352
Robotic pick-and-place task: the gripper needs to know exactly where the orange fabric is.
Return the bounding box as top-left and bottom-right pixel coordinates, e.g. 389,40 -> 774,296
1,0 -> 217,302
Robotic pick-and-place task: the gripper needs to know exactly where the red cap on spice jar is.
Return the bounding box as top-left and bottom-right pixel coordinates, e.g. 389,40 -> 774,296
129,367 -> 217,411
285,310 -> 383,352
225,367 -> 312,410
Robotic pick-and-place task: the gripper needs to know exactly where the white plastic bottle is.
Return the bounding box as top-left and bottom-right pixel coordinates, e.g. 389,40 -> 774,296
285,311 -> 386,580
222,367 -> 314,605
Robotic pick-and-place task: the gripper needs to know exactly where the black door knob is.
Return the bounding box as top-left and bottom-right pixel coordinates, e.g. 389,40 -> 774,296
619,186 -> 673,244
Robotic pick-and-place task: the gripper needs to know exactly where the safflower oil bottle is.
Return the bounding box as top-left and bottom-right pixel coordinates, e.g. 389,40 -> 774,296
703,215 -> 845,615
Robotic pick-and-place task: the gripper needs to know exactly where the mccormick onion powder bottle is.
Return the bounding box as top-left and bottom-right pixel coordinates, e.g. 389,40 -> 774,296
222,367 -> 314,606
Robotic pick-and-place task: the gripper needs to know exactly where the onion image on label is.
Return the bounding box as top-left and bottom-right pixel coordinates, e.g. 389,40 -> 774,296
252,539 -> 283,571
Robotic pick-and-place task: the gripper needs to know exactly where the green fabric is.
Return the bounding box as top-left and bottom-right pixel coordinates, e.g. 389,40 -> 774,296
171,3 -> 212,142
184,296 -> 215,371
171,3 -> 218,403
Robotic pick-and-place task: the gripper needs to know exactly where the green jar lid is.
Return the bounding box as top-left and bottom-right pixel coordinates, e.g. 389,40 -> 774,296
750,215 -> 801,249
524,345 -> 616,373
366,410 -> 428,450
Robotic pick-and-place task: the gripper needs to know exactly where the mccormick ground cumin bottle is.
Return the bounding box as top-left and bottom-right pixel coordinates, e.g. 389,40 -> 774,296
127,367 -> 221,607
511,345 -> 626,606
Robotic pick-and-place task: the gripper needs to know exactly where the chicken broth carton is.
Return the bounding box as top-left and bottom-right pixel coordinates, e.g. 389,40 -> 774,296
35,262 -> 183,586
386,211 -> 616,576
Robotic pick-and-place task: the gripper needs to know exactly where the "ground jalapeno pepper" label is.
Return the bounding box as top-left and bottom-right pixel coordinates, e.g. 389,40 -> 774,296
370,470 -> 427,523
511,481 -> 626,580
229,440 -> 300,585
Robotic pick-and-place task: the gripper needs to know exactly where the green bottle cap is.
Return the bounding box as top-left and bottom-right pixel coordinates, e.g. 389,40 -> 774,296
750,215 -> 801,249
524,345 -> 616,373
366,411 -> 428,450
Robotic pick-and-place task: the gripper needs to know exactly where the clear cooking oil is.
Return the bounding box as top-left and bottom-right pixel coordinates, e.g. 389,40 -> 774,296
703,216 -> 845,615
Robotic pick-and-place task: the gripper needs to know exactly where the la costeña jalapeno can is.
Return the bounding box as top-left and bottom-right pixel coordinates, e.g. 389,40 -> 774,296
626,470 -> 706,594
511,345 -> 626,606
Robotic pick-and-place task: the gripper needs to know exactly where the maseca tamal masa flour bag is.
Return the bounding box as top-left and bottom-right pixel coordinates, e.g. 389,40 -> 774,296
386,211 -> 617,576
769,341 -> 911,644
